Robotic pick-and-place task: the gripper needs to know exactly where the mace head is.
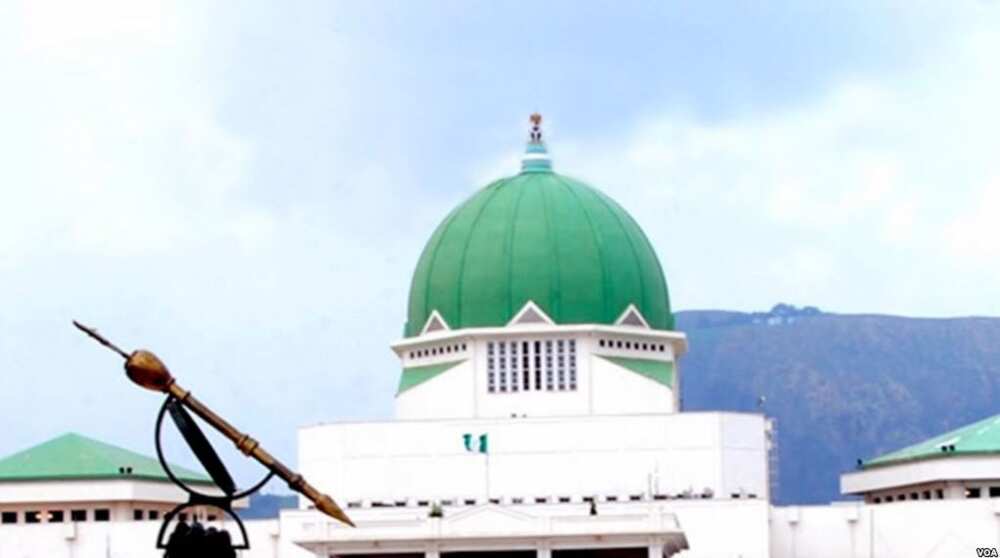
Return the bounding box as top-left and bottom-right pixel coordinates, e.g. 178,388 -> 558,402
125,350 -> 175,393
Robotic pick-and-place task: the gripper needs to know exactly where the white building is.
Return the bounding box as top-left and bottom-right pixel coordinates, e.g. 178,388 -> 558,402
3,121 -> 1000,558
283,122 -> 772,558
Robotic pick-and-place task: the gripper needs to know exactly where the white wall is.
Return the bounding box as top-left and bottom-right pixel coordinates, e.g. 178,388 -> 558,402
0,519 -> 300,558
395,328 -> 682,421
279,499 -> 768,558
771,500 -> 1000,558
842,455 -> 1000,494
590,353 -> 674,415
298,412 -> 768,505
0,479 -> 192,506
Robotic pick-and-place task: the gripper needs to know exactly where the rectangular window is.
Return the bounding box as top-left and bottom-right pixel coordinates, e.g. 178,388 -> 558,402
1,511 -> 16,524
94,509 -> 111,522
990,487 -> 1000,498
533,341 -> 542,389
133,509 -> 144,520
71,509 -> 87,522
48,510 -> 64,523
922,490 -> 931,500
967,487 -> 981,499
523,341 -> 532,390
510,341 -> 519,391
568,340 -> 577,389
498,342 -> 508,392
936,489 -> 944,499
25,511 -> 40,524
149,510 -> 160,520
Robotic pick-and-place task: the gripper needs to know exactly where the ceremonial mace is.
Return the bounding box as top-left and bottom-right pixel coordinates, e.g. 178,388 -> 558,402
73,320 -> 354,528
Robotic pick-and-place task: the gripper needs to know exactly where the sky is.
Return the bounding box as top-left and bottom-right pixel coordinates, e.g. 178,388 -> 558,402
1,1 -> 999,487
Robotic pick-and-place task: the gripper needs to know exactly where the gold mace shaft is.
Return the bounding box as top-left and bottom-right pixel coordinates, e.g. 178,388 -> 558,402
73,321 -> 354,527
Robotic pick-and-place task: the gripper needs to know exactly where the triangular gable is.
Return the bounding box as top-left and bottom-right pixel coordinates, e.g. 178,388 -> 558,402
421,310 -> 451,335
507,301 -> 554,326
397,360 -> 466,394
444,504 -> 536,529
598,355 -> 674,387
615,304 -> 650,328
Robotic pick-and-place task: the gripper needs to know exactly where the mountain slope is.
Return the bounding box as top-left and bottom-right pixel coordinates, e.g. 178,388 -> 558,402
676,307 -> 1000,504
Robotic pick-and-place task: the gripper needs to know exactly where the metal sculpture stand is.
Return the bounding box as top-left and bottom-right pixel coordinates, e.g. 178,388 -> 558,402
153,396 -> 275,552
72,321 -> 354,555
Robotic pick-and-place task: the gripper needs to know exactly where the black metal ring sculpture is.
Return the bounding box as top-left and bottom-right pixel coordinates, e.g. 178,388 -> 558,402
153,395 -> 275,551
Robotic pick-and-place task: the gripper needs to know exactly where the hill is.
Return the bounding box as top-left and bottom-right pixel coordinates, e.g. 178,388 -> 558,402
676,305 -> 1000,504
237,493 -> 298,519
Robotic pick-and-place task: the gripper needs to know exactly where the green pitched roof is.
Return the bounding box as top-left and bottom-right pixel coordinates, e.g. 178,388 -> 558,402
405,144 -> 672,337
863,414 -> 1000,469
0,433 -> 212,484
398,360 -> 466,394
598,356 -> 675,387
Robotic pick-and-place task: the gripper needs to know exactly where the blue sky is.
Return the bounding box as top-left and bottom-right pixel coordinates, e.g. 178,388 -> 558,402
2,1 -> 999,485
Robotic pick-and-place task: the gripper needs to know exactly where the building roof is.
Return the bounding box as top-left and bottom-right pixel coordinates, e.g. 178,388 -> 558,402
863,414 -> 1000,469
0,432 -> 212,484
405,140 -> 673,337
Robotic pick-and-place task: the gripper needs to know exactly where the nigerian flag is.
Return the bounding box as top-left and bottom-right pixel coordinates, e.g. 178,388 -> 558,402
462,433 -> 488,453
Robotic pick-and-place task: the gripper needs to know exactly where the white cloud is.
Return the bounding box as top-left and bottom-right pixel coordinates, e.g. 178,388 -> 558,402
557,22 -> 1000,317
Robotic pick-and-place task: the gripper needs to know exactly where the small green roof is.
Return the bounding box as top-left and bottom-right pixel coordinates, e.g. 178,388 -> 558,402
863,414 -> 1000,469
0,433 -> 212,484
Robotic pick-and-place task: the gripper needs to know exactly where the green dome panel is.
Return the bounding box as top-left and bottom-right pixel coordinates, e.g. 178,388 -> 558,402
405,163 -> 673,337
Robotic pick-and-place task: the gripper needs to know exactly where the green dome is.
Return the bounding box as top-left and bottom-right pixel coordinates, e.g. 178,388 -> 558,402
405,144 -> 673,337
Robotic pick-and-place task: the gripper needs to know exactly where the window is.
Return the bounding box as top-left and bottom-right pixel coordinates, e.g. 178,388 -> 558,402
134,509 -> 144,520
910,492 -> 918,500
922,491 -> 931,500
149,510 -> 160,520
873,497 -> 881,504
510,341 -> 520,392
94,509 -> 110,522
487,338 -> 578,394
49,510 -> 64,523
967,487 -> 981,499
885,495 -> 893,502
498,342 -> 507,392
990,487 -> 1000,498
71,509 -> 87,522
25,511 -> 40,523
522,341 -> 531,390
568,340 -> 577,389
487,342 -> 496,392
936,489 -> 944,499
1,512 -> 16,524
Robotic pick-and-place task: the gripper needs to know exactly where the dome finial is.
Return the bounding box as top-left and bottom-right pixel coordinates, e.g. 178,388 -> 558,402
529,113 -> 543,143
522,113 -> 552,173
